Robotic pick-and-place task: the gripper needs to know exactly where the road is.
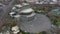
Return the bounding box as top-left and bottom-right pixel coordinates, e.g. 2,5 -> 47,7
0,0 -> 16,27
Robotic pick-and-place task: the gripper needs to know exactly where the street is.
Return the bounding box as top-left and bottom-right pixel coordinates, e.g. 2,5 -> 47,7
0,0 -> 16,27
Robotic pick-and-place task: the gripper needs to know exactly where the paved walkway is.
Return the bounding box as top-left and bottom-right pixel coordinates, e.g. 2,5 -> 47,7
17,14 -> 51,33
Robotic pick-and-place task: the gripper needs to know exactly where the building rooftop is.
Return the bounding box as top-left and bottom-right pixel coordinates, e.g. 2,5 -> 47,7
20,8 -> 34,13
12,26 -> 19,34
9,4 -> 52,33
17,14 -> 51,33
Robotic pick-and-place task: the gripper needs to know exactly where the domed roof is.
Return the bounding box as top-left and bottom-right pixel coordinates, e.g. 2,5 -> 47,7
20,8 -> 34,13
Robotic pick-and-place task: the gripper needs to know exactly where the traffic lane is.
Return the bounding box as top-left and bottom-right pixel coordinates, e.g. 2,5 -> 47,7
0,0 -> 16,27
0,0 -> 15,19
0,5 -> 8,19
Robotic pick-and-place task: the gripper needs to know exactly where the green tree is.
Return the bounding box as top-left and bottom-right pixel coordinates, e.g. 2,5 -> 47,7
39,31 -> 47,34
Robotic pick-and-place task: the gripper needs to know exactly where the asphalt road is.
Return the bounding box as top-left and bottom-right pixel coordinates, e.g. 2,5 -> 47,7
0,0 -> 16,27
0,5 -> 7,19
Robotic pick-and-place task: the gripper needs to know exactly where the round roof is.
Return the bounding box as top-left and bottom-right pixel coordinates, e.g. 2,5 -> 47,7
20,8 -> 34,13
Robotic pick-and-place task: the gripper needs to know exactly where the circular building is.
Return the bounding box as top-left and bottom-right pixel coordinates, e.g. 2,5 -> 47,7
10,4 -> 51,33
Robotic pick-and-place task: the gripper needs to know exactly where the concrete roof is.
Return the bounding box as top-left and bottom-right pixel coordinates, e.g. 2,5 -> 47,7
20,8 -> 34,13
15,4 -> 22,8
17,14 -> 51,33
14,15 -> 20,18
12,26 -> 19,34
22,3 -> 29,6
52,0 -> 57,2
12,26 -> 19,31
9,12 -> 15,15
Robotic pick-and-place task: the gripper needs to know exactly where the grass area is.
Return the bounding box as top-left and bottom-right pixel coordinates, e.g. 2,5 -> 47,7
0,19 -> 16,32
7,19 -> 16,27
47,15 -> 60,26
53,18 -> 60,26
33,5 -> 55,12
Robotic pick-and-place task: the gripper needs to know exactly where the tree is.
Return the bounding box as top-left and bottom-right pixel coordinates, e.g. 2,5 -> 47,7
39,31 -> 47,34
53,18 -> 60,26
